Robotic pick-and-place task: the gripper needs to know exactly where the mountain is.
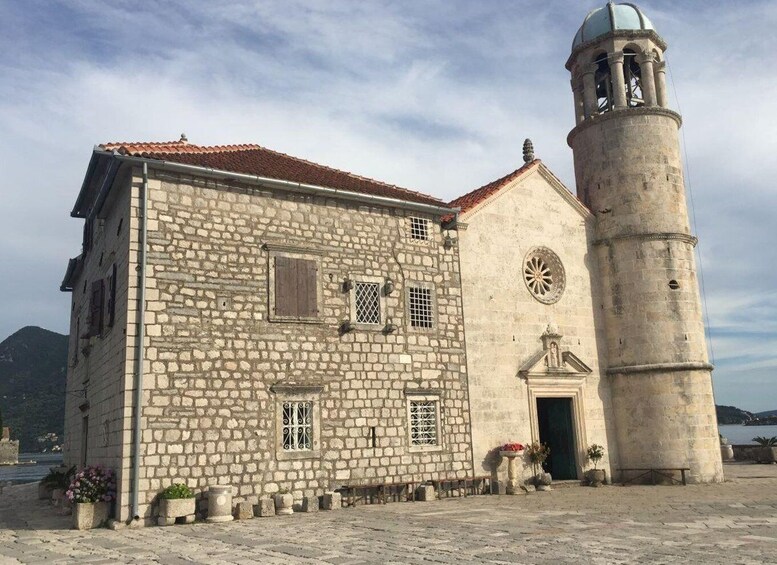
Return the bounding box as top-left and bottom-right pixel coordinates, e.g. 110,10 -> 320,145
0,326 -> 68,452
755,410 -> 777,418
716,405 -> 755,425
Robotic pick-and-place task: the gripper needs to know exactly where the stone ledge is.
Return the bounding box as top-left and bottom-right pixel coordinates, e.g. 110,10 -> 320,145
607,362 -> 714,375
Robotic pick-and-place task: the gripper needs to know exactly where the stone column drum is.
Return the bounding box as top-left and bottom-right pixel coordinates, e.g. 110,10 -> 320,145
206,485 -> 234,523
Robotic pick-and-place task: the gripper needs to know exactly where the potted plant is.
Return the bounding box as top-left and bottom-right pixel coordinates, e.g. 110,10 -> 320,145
66,465 -> 116,530
585,444 -> 606,487
525,442 -> 551,491
274,488 -> 294,515
498,443 -> 524,495
40,466 -> 75,501
158,483 -> 196,526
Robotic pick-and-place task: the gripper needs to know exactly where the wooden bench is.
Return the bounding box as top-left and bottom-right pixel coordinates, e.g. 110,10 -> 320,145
432,475 -> 494,499
340,480 -> 416,507
619,467 -> 690,486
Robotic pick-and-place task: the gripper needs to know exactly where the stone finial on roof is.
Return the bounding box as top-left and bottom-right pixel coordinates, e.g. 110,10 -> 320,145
179,133 -> 188,144
523,138 -> 535,163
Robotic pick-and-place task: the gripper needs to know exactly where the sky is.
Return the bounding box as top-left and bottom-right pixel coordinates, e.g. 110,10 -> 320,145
0,1 -> 775,412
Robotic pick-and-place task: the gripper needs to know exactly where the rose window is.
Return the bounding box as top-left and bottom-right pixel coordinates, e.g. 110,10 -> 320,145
523,247 -> 565,304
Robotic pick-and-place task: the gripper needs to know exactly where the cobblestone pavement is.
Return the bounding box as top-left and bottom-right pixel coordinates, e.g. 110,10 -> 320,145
1,463 -> 776,564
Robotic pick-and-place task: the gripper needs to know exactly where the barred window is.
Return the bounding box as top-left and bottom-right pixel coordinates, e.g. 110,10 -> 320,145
408,286 -> 433,328
409,217 -> 429,240
410,400 -> 438,446
282,401 -> 312,451
355,282 -> 381,324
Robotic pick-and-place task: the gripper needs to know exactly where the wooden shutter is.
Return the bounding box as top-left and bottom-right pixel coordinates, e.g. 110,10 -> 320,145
297,259 -> 318,317
88,280 -> 105,336
274,256 -> 318,318
275,256 -> 296,316
107,264 -> 117,327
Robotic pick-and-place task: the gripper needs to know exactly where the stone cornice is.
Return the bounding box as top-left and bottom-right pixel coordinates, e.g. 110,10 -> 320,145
592,232 -> 698,247
567,107 -> 682,147
262,241 -> 327,255
404,387 -> 443,397
607,362 -> 714,376
565,29 -> 668,70
270,382 -> 325,395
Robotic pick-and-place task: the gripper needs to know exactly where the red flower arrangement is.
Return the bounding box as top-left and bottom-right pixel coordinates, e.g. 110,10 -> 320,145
501,442 -> 524,452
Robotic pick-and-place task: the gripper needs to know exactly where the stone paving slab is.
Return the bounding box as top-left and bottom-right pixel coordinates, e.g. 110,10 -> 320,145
1,463 -> 776,563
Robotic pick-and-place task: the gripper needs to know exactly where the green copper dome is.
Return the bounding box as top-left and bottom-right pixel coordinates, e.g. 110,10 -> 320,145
572,2 -> 655,50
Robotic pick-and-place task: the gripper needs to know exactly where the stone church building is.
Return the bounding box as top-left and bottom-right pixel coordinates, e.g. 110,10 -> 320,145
60,3 -> 723,523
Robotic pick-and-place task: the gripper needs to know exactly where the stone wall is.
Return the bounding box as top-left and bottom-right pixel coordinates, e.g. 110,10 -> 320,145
63,168 -> 134,512
458,166 -> 618,486
0,428 -> 19,465
569,104 -> 724,483
732,445 -> 777,464
126,168 -> 472,521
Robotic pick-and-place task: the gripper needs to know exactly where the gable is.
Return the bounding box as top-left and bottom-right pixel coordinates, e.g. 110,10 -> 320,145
457,162 -> 591,223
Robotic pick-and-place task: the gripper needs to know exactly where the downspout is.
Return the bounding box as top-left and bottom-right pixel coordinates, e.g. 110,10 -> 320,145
451,212 -> 478,483
130,162 -> 148,520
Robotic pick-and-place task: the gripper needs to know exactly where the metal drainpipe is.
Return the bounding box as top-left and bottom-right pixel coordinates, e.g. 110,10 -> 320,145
130,162 -> 148,520
452,212 -> 477,481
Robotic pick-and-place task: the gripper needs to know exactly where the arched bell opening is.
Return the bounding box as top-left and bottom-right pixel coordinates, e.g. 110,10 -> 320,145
623,49 -> 644,107
594,52 -> 613,113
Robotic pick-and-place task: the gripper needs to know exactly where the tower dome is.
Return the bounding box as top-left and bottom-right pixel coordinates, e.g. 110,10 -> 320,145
572,2 -> 655,49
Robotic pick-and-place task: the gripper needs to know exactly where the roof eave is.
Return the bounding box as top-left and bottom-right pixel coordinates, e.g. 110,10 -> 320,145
70,148 -> 103,218
97,150 -> 457,216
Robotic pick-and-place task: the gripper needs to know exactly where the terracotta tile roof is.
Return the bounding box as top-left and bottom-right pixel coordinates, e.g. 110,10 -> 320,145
100,139 -> 449,209
448,159 -> 540,215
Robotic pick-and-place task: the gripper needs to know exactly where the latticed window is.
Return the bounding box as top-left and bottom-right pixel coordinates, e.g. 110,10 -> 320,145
409,217 -> 429,240
410,400 -> 438,446
355,282 -> 381,324
409,286 -> 433,328
282,401 -> 312,451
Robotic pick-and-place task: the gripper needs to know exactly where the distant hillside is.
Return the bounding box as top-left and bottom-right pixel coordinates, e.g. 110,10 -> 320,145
716,405 -> 755,425
755,409 -> 777,418
0,326 -> 68,452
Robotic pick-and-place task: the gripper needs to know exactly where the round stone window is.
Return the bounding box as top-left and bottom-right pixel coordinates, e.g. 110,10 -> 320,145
523,247 -> 565,304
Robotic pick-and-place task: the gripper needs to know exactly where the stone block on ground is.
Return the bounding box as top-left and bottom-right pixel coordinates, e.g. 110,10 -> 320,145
417,484 -> 435,501
322,491 -> 341,510
301,495 -> 319,513
255,498 -> 275,517
234,501 -> 253,520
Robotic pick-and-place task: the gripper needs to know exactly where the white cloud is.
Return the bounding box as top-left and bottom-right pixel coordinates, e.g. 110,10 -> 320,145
0,0 -> 774,411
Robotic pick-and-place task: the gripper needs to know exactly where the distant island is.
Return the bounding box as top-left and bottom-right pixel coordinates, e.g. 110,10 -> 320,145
0,326 -> 67,452
716,404 -> 777,426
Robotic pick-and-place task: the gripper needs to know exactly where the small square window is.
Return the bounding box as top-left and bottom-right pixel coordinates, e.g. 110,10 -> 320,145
409,217 -> 430,240
409,286 -> 433,328
410,400 -> 438,446
282,401 -> 313,451
355,282 -> 381,324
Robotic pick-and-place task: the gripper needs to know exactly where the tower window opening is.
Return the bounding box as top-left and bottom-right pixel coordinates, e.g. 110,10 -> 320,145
594,53 -> 613,113
668,279 -> 680,290
623,50 -> 644,107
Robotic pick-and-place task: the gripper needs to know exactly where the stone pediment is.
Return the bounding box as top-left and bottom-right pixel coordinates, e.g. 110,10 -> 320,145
518,350 -> 592,378
517,324 -> 592,381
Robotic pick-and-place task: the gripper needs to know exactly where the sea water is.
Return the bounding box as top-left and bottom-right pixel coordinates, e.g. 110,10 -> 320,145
0,453 -> 64,485
718,424 -> 777,445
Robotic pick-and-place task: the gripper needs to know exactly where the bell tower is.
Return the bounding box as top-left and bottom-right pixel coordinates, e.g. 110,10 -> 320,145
566,2 -> 723,482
